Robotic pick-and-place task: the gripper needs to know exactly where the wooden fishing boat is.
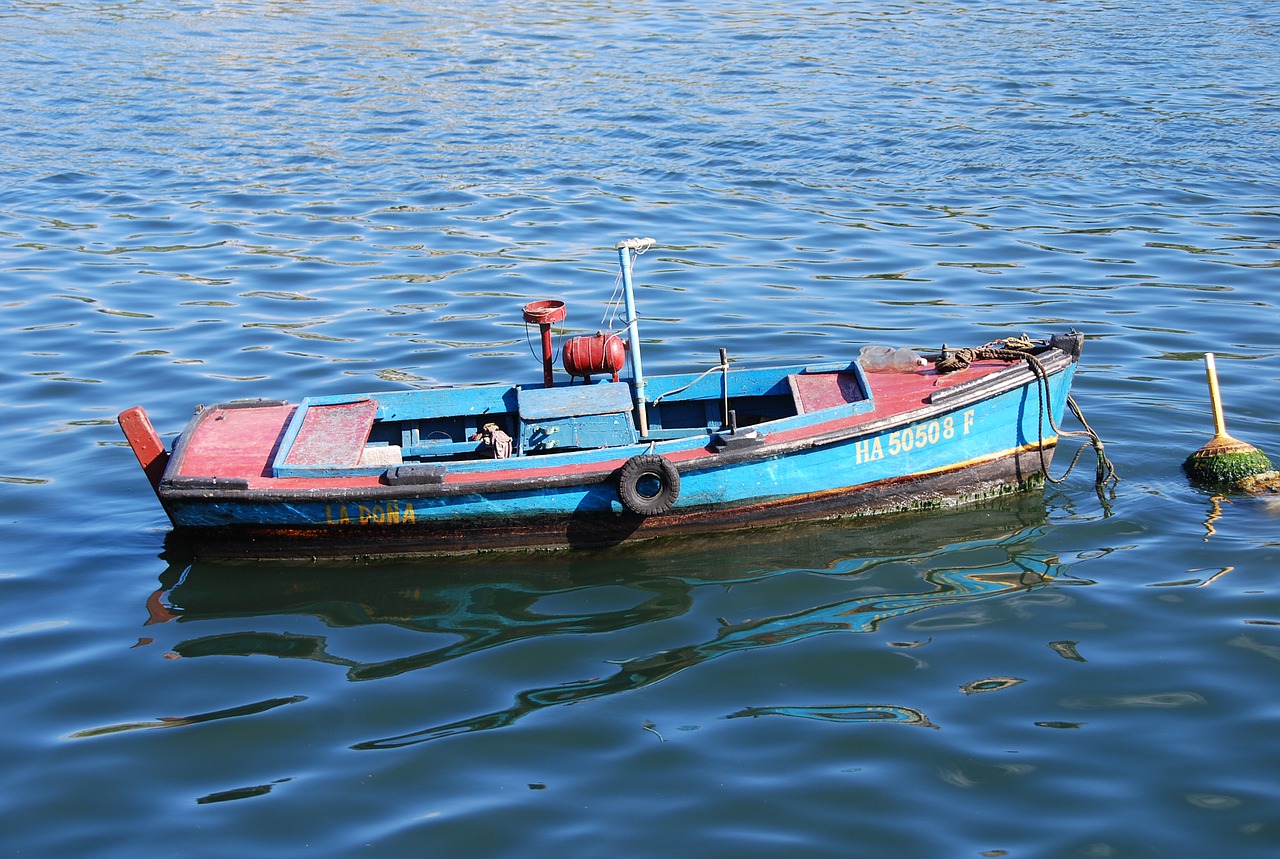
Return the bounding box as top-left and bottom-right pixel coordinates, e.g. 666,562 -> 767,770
119,238 -> 1087,560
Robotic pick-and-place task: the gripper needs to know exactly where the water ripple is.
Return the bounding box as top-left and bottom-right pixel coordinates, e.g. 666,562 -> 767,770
3,1 -> 1280,856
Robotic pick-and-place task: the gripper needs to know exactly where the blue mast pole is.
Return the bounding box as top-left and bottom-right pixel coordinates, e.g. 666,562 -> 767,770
616,237 -> 654,438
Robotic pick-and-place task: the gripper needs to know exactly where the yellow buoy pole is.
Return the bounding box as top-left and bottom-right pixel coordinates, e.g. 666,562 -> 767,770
1204,353 -> 1228,441
1184,352 -> 1273,485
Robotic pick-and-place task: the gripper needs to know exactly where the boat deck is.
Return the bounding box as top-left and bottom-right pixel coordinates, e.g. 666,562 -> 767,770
169,361 -> 1011,489
177,403 -> 296,484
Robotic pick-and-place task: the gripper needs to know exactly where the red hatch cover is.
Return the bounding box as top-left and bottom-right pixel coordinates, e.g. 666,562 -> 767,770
282,399 -> 378,467
788,372 -> 864,414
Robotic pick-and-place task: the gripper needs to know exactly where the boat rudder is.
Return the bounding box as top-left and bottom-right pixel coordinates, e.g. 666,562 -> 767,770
118,406 -> 169,492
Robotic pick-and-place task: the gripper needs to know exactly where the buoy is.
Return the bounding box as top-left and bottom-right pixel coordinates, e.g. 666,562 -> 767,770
1183,353 -> 1273,486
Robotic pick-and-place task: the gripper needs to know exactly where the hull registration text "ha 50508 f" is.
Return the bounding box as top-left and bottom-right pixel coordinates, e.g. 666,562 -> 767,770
854,410 -> 976,464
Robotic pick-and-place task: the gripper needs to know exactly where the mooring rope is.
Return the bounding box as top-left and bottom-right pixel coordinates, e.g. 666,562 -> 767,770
938,336 -> 1117,489
1029,357 -> 1116,488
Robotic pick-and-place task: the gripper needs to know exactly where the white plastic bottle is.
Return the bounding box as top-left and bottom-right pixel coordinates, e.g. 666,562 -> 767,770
860,345 -> 925,373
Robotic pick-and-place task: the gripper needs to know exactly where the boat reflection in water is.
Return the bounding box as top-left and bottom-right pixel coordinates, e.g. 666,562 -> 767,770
152,495 -> 1064,749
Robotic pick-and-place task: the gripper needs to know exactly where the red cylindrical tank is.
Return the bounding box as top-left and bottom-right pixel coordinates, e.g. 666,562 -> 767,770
563,332 -> 627,382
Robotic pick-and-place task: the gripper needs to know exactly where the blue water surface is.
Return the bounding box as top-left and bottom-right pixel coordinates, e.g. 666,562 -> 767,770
2,1 -> 1279,856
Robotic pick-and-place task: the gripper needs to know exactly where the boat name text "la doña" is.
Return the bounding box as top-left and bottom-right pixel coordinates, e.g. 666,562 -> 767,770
325,501 -> 417,526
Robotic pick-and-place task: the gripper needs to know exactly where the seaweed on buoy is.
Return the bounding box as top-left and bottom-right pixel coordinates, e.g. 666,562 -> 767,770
1183,353 -> 1273,487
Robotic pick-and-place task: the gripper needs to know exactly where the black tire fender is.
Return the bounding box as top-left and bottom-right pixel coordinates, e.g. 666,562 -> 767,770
617,454 -> 681,516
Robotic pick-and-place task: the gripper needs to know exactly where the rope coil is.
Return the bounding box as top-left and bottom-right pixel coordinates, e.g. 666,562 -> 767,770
934,335 -> 1038,374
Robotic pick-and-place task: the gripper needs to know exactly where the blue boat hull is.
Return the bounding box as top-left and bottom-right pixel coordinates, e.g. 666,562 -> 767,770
153,350 -> 1078,558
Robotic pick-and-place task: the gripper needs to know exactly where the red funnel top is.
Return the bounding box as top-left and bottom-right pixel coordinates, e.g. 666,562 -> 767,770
522,299 -> 566,325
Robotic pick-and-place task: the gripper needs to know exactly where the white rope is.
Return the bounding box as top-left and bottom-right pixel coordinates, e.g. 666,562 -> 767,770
652,358 -> 731,403
603,269 -> 624,331
602,238 -> 653,332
